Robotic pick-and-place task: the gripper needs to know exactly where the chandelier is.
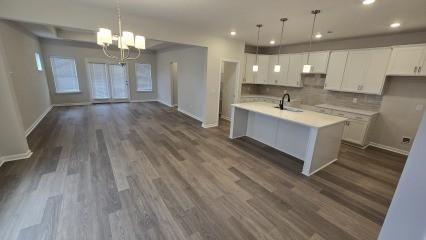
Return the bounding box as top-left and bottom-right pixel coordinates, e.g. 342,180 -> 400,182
96,0 -> 146,65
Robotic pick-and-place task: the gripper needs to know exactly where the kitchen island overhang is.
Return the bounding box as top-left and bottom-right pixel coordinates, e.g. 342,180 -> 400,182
230,102 -> 347,176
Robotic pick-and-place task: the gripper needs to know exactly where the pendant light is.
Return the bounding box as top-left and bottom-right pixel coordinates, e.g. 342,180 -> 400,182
253,24 -> 263,72
274,18 -> 288,73
303,10 -> 321,73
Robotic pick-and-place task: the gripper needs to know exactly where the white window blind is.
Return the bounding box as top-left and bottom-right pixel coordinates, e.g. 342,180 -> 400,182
109,64 -> 129,99
135,63 -> 152,92
50,57 -> 80,93
35,52 -> 43,71
89,63 -> 110,99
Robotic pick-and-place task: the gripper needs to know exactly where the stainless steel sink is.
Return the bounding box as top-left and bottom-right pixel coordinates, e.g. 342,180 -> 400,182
274,106 -> 303,112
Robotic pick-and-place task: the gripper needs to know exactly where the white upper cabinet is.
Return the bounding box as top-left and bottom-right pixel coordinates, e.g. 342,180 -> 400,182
362,48 -> 392,94
268,54 -> 289,85
341,48 -> 391,95
287,53 -> 304,87
255,55 -> 270,84
302,51 -> 330,74
387,45 -> 426,76
244,53 -> 256,83
324,51 -> 348,91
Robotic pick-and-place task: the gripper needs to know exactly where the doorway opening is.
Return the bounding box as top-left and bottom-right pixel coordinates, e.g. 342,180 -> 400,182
170,62 -> 178,107
88,62 -> 130,103
219,60 -> 239,125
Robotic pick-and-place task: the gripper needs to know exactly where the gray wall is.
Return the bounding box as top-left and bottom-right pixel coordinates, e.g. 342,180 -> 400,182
157,46 -> 207,121
40,39 -> 157,104
247,30 -> 426,54
0,20 -> 51,132
379,113 -> 426,240
0,21 -> 31,158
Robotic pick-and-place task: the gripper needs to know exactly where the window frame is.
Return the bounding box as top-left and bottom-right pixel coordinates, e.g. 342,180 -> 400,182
135,63 -> 153,92
50,56 -> 81,94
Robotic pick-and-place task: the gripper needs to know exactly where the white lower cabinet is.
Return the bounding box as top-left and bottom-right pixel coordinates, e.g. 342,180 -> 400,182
314,105 -> 378,146
342,120 -> 369,145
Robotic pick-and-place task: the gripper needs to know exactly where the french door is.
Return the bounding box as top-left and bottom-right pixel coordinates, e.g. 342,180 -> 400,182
89,62 -> 129,102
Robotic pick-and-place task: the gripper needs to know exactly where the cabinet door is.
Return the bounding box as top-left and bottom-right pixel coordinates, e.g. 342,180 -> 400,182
245,54 -> 256,83
362,48 -> 392,94
324,51 -> 348,90
307,51 -> 330,74
255,55 -> 270,84
387,45 -> 425,76
287,53 -> 304,87
268,54 -> 289,85
341,50 -> 369,92
342,120 -> 368,145
419,48 -> 426,76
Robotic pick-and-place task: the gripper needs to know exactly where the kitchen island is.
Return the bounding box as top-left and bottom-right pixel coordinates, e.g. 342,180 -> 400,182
230,102 -> 347,176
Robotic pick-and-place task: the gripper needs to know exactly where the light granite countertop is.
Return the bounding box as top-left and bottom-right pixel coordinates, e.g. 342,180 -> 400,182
315,104 -> 379,116
232,102 -> 347,128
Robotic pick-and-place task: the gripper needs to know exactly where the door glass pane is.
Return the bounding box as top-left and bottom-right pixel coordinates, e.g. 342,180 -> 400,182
109,64 -> 129,99
89,63 -> 110,99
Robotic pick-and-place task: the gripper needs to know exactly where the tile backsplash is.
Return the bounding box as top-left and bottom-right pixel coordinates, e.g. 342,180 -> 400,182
241,75 -> 383,111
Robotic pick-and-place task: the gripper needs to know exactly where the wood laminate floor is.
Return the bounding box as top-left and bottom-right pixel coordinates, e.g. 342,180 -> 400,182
0,102 -> 406,240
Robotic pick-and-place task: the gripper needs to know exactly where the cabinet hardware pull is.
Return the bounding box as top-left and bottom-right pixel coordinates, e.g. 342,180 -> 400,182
419,66 -> 422,73
414,66 -> 418,73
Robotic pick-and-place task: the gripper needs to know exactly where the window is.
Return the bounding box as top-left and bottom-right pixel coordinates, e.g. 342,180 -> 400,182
135,63 -> 152,92
50,57 -> 80,93
35,52 -> 43,71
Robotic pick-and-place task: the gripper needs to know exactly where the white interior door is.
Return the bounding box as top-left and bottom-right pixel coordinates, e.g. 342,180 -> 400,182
89,63 -> 110,101
109,64 -> 129,101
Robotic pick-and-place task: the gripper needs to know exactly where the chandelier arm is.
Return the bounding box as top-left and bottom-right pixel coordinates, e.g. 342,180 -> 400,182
127,48 -> 141,60
103,45 -> 118,59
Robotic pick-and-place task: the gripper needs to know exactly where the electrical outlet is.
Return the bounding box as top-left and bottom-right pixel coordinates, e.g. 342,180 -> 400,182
415,104 -> 424,111
402,137 -> 411,145
352,98 -> 358,104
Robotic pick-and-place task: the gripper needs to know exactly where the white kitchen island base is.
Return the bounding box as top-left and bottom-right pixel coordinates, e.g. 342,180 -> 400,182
230,103 -> 346,176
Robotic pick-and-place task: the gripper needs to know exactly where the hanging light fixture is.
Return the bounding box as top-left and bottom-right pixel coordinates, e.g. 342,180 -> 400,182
96,0 -> 146,65
253,24 -> 263,72
274,18 -> 288,73
303,10 -> 321,73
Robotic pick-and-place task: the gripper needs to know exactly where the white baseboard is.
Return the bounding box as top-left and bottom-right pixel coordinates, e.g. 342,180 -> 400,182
202,122 -> 219,128
368,142 -> 409,156
130,99 -> 158,103
178,108 -> 203,122
157,99 -> 173,107
0,150 -> 33,167
52,102 -> 91,107
25,105 -> 53,137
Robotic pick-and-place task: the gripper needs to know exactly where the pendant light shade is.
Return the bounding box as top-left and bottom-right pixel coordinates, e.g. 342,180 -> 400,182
274,18 -> 288,73
303,10 -> 321,74
253,24 -> 263,72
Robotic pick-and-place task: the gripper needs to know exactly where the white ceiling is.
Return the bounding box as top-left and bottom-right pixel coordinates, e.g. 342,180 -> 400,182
68,0 -> 426,46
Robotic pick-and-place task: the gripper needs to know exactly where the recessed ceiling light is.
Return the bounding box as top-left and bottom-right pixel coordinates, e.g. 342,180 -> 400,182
230,31 -> 237,36
270,40 -> 276,45
362,0 -> 375,5
390,22 -> 401,28
315,33 -> 322,39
